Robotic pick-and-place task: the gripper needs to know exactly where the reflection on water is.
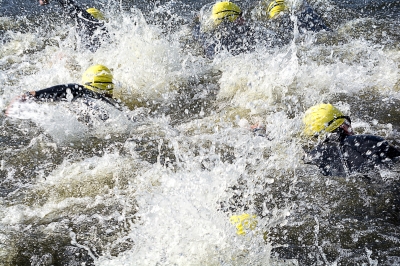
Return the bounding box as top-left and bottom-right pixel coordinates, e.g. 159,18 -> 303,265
1,0 -> 400,265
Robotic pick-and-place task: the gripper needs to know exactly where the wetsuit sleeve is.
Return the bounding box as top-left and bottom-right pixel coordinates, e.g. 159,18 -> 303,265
31,83 -> 121,109
386,145 -> 400,159
32,84 -> 93,101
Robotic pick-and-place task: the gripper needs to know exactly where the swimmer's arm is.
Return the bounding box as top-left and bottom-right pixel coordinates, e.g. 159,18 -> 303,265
30,84 -> 85,101
6,84 -> 92,116
387,145 -> 400,160
30,84 -> 119,108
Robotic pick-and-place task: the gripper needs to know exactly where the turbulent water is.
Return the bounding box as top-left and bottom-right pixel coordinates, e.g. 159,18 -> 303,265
1,0 -> 400,265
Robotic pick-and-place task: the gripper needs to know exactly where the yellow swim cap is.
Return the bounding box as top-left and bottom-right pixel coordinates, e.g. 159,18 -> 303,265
211,1 -> 242,26
82,64 -> 114,94
267,0 -> 287,19
303,104 -> 346,136
86,8 -> 106,21
229,213 -> 257,236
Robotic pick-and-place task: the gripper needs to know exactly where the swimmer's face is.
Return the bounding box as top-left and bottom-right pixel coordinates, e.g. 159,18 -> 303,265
340,120 -> 354,136
39,0 -> 49,6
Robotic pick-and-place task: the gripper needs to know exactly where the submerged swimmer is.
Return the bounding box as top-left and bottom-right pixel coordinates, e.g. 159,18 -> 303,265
193,1 -> 256,58
39,0 -> 109,52
256,0 -> 330,33
302,103 -> 400,177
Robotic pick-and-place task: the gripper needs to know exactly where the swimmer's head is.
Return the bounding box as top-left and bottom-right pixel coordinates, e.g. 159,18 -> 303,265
86,8 -> 106,21
303,103 -> 350,136
211,1 -> 242,26
267,0 -> 287,19
229,213 -> 258,236
82,64 -> 114,95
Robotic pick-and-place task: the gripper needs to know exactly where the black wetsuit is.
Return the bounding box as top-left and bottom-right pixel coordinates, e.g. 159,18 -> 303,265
193,20 -> 256,59
294,1 -> 330,33
56,0 -> 109,51
304,133 -> 400,177
30,84 -> 119,109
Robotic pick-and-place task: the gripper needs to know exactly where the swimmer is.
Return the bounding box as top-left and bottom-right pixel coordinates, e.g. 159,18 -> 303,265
39,0 -> 109,52
192,1 -> 256,58
302,103 -> 400,177
6,65 -> 120,116
256,0 -> 330,33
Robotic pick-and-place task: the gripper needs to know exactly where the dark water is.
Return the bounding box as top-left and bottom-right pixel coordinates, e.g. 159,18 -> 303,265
1,0 -> 400,265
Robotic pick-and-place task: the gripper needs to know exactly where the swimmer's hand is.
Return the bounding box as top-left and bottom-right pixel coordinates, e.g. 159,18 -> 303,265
39,0 -> 49,6
250,123 -> 268,138
5,92 -> 35,117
